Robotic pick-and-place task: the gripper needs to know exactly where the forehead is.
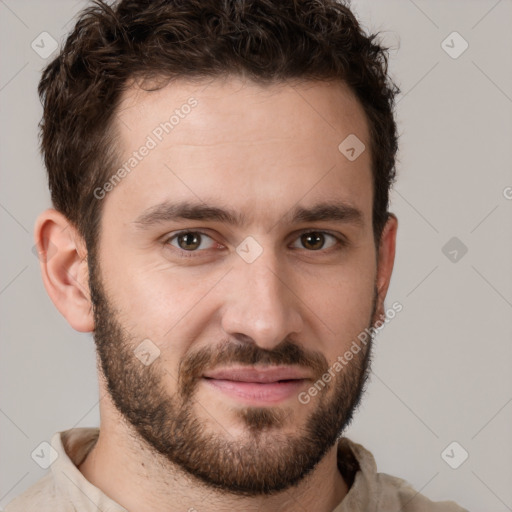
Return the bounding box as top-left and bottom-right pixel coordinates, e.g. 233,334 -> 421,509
106,76 -> 373,230
116,76 -> 370,155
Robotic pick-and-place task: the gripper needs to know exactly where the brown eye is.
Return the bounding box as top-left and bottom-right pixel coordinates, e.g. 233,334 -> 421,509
293,231 -> 338,251
167,231 -> 215,252
302,232 -> 324,250
177,232 -> 201,250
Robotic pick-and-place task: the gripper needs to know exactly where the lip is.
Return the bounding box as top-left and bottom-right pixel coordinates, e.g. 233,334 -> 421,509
201,366 -> 311,404
202,366 -> 312,383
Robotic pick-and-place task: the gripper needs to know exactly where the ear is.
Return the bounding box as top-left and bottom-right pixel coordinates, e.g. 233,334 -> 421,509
375,213 -> 398,321
34,208 -> 94,332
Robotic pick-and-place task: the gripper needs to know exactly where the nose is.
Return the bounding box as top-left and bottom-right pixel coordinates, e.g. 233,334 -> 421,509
220,247 -> 304,351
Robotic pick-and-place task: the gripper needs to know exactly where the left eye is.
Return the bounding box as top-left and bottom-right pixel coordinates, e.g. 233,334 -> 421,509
290,231 -> 339,251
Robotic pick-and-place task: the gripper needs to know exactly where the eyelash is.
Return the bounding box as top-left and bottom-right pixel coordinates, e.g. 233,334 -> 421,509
163,229 -> 347,258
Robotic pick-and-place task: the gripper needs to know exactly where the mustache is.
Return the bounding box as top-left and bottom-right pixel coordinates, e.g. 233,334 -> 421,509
177,339 -> 329,399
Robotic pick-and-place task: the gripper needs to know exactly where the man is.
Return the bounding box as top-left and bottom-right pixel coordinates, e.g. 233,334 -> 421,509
6,0 -> 467,510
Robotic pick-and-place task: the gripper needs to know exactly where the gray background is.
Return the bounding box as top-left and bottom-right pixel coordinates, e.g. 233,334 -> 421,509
1,0 -> 511,510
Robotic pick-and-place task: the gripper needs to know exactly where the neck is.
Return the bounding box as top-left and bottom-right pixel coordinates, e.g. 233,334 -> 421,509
78,417 -> 349,512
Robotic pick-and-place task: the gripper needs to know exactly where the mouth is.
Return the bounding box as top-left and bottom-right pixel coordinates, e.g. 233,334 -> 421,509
201,366 -> 311,404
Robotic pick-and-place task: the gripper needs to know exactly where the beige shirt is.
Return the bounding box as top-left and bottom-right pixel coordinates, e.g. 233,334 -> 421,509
5,428 -> 468,512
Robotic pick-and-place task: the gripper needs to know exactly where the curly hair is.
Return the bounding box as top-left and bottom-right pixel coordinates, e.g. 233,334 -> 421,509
38,0 -> 399,256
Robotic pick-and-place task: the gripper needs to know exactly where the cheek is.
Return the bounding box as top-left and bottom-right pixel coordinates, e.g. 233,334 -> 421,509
101,256 -> 219,353
303,256 -> 376,358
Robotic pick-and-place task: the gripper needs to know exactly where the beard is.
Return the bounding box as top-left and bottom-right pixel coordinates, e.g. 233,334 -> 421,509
88,256 -> 378,496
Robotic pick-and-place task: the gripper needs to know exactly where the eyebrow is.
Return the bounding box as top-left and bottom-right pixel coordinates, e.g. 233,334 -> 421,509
132,199 -> 364,230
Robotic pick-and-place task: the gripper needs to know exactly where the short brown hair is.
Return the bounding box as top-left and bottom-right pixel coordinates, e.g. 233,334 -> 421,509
38,0 -> 399,256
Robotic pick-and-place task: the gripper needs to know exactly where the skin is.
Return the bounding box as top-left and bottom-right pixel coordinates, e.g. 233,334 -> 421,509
35,76 -> 397,512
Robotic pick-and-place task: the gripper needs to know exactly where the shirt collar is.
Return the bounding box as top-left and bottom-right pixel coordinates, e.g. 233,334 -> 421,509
51,428 -> 128,512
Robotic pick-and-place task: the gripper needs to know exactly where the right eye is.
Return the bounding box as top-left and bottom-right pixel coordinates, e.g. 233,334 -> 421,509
164,230 -> 223,257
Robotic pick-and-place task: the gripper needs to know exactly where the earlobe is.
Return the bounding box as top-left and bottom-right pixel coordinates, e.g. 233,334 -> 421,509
34,208 -> 95,333
375,213 -> 398,320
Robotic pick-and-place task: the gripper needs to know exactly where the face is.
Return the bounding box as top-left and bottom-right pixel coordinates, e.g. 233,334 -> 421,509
89,76 -> 383,495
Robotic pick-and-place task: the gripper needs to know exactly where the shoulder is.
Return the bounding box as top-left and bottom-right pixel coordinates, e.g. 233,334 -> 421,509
4,428 -> 100,512
4,472 -> 73,512
337,437 -> 469,512
375,472 -> 469,512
